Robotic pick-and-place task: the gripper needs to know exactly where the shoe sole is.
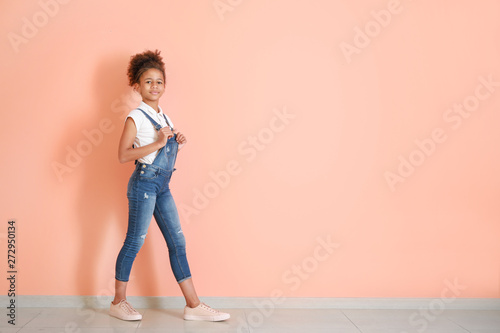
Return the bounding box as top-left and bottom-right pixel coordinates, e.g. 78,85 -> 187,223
109,312 -> 142,321
184,313 -> 231,321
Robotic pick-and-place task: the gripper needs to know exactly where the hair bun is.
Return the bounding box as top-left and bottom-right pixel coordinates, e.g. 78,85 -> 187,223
127,49 -> 166,86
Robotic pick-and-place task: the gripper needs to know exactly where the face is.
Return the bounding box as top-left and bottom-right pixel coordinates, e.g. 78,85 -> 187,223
134,68 -> 165,104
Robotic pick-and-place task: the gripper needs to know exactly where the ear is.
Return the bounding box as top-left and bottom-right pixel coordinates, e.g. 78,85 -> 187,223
132,82 -> 140,93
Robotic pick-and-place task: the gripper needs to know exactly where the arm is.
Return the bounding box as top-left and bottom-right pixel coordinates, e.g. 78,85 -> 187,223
118,118 -> 172,164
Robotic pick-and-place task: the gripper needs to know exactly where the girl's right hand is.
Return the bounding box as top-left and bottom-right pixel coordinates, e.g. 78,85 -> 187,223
157,127 -> 174,146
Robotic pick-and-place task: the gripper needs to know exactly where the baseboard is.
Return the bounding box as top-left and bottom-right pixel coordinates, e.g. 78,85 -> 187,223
1,296 -> 499,310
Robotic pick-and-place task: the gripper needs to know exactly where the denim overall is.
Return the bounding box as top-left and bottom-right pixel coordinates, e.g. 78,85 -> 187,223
115,109 -> 191,283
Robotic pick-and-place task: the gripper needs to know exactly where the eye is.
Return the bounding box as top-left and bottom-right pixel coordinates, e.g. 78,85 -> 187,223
157,81 -> 163,85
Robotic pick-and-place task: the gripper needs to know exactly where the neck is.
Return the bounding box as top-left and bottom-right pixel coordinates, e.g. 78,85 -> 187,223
143,100 -> 160,113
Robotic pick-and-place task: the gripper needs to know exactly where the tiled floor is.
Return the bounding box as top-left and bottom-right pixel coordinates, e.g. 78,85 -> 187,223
1,308 -> 499,332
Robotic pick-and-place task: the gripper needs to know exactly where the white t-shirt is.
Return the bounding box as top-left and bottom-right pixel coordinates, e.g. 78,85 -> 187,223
126,101 -> 175,164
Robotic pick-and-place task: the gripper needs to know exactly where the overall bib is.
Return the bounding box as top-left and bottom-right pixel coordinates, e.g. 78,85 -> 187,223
115,110 -> 191,283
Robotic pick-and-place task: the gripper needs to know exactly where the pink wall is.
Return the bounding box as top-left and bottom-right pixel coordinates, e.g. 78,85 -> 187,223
1,0 -> 499,298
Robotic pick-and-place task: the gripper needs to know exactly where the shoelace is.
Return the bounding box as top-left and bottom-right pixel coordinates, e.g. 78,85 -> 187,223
200,303 -> 219,313
120,300 -> 137,314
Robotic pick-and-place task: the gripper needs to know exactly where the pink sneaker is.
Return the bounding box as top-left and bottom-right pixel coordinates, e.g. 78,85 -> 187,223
109,300 -> 142,321
183,302 -> 230,321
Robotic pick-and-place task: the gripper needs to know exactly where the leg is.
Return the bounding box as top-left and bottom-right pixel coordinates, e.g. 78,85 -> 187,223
114,184 -> 156,301
179,278 -> 201,308
112,280 -> 128,305
154,188 -> 230,321
154,189 -> 198,306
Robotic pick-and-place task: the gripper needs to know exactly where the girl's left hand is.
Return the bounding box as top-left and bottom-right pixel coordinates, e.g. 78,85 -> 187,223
175,131 -> 187,145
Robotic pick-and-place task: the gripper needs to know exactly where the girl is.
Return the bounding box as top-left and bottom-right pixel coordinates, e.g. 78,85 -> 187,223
110,50 -> 229,322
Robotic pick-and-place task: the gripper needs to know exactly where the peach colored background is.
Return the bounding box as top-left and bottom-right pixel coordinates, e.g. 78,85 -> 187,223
1,0 -> 499,298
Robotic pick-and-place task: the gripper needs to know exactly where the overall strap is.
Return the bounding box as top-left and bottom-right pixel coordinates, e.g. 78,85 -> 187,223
138,108 -> 173,130
133,108 -> 173,165
162,114 -> 173,130
138,108 -> 162,131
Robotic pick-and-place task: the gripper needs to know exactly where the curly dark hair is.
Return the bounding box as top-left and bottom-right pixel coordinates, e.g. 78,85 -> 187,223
127,49 -> 166,86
